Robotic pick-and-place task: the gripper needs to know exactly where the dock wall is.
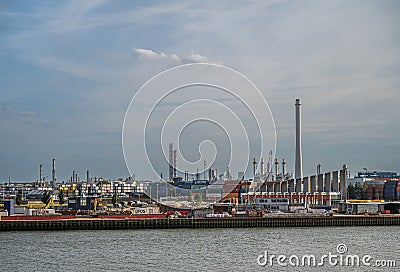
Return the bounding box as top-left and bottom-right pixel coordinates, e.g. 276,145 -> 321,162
1,216 -> 400,231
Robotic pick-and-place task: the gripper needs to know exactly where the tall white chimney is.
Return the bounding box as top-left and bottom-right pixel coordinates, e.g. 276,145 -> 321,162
295,98 -> 303,179
169,143 -> 173,180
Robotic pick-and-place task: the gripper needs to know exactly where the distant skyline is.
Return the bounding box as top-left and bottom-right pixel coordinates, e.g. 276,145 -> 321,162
1,1 -> 400,181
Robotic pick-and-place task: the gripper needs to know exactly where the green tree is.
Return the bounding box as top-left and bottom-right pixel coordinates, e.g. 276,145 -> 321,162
41,191 -> 52,205
360,183 -> 368,200
197,193 -> 202,203
58,190 -> 65,205
353,182 -> 367,200
347,184 -> 356,199
371,185 -> 376,200
16,190 -> 23,205
354,183 -> 359,199
112,193 -> 119,205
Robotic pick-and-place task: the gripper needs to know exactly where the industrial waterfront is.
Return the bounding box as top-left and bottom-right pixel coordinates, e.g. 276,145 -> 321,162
2,1 -> 399,272
2,99 -> 400,228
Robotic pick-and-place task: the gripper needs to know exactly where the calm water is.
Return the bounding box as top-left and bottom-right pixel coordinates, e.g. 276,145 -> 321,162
0,226 -> 399,271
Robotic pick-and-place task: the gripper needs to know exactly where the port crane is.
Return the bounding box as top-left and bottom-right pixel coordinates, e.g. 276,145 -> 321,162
93,198 -> 109,214
44,197 -> 55,209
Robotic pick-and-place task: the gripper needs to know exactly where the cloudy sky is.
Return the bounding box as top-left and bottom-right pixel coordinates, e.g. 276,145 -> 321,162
1,0 -> 399,182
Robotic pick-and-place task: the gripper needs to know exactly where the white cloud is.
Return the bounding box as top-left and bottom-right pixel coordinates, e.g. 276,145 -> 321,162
133,48 -> 209,64
182,53 -> 209,63
20,111 -> 36,116
0,105 -> 36,117
133,48 -> 167,60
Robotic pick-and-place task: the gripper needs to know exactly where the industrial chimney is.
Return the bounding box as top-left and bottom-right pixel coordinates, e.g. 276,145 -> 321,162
39,164 -> 43,183
295,98 -> 303,179
274,158 -> 279,179
173,149 -> 177,178
52,159 -> 56,184
168,143 -> 173,180
260,158 -> 264,177
253,158 -> 257,177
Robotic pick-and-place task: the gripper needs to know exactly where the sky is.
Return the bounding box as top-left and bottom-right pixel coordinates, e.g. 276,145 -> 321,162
1,0 -> 400,182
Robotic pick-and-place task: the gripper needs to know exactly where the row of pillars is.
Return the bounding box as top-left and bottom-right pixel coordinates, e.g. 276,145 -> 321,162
265,167 -> 347,199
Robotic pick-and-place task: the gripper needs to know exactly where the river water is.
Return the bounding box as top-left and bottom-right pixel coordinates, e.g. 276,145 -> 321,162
0,226 -> 399,271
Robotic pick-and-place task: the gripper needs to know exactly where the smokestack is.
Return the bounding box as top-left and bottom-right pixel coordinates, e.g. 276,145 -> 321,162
72,171 -> 75,183
282,158 -> 286,177
253,158 -> 257,177
52,159 -> 56,185
39,164 -> 43,183
173,149 -> 177,178
260,158 -> 264,177
275,158 -> 279,179
169,143 -> 173,180
203,160 -> 206,179
208,169 -> 212,181
317,164 -> 321,175
87,170 -> 90,183
295,98 -> 303,179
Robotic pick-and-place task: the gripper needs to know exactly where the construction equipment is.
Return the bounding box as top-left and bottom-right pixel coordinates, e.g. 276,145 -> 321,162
93,198 -> 109,214
44,197 -> 55,209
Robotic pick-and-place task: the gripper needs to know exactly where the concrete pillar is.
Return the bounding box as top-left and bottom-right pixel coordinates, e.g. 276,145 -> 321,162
340,166 -> 347,201
276,182 -> 280,193
310,175 -> 317,193
303,177 -> 309,193
281,181 -> 287,193
332,171 -> 339,192
267,182 -> 274,193
296,178 -> 302,193
317,174 -> 324,193
324,172 -> 331,193
288,179 -> 295,192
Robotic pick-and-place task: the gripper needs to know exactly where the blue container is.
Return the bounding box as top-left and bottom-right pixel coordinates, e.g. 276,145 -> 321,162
3,199 -> 15,215
316,206 -> 332,210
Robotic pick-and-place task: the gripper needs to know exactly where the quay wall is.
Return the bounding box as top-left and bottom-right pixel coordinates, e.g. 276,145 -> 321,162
1,216 -> 400,231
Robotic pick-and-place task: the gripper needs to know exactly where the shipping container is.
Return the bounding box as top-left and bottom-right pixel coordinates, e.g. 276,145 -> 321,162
365,180 -> 385,185
14,206 -> 26,214
3,199 -> 14,216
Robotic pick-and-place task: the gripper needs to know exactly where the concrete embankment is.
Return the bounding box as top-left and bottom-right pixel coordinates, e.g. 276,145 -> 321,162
1,215 -> 400,231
